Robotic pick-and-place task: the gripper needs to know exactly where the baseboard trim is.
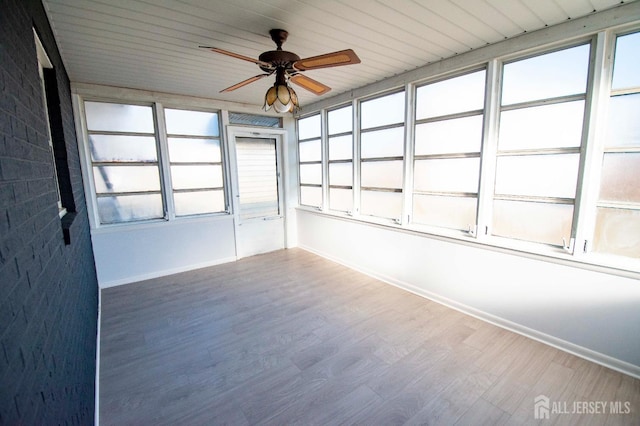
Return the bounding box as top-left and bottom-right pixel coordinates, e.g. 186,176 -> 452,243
299,244 -> 640,380
98,256 -> 238,289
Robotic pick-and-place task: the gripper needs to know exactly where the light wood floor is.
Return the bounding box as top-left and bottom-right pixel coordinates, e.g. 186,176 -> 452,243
100,248 -> 639,425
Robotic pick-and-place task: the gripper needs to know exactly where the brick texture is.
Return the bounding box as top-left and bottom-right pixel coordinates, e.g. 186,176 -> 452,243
0,0 -> 99,424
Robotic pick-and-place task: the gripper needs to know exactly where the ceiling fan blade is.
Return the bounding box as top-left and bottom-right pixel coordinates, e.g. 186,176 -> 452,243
293,49 -> 360,71
221,74 -> 270,93
200,46 -> 274,69
290,74 -> 331,95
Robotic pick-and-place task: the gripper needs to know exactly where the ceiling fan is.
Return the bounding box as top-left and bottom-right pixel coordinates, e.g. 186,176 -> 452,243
200,29 -> 361,113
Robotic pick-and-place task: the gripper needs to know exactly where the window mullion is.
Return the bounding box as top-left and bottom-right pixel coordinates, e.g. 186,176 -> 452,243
220,109 -> 232,213
321,109 -> 329,212
573,31 -> 614,258
402,83 -> 415,226
353,100 -> 361,217
476,59 -> 501,241
154,102 -> 175,220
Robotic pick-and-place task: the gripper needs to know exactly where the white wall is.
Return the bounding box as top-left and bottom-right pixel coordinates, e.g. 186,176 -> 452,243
93,216 -> 236,287
297,210 -> 640,377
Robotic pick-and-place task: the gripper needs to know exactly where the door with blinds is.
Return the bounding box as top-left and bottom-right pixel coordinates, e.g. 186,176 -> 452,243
228,129 -> 285,258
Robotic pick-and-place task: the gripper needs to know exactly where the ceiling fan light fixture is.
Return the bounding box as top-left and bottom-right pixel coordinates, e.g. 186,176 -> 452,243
204,29 -> 360,112
264,82 -> 299,113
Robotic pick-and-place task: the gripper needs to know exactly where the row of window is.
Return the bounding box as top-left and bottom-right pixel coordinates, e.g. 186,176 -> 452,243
297,29 -> 640,266
82,103 -> 281,226
84,102 -> 225,224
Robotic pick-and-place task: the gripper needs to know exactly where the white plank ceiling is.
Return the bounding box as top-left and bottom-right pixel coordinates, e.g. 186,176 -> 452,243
42,0 -> 636,109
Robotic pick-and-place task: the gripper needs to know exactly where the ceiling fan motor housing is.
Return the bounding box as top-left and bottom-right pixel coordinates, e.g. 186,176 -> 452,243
258,50 -> 301,72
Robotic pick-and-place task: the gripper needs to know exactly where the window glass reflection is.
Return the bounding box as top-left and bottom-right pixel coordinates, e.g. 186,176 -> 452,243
499,101 -> 585,150
416,70 -> 486,119
493,200 -> 573,246
361,161 -> 403,189
89,135 -> 157,162
298,114 -> 321,139
361,127 -> 404,158
611,31 -> 640,90
165,108 -> 219,136
328,105 -> 353,135
85,102 -> 154,133
413,195 -> 477,231
502,44 -> 590,105
97,194 -> 163,223
168,138 -> 221,163
495,154 -> 579,199
299,139 -> 322,162
415,115 -> 482,155
361,91 -> 405,129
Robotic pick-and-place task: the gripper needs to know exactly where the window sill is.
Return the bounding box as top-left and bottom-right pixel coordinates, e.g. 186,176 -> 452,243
295,207 -> 640,280
60,211 -> 77,245
91,212 -> 233,235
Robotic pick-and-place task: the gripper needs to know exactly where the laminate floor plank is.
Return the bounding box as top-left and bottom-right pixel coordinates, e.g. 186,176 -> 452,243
99,248 -> 640,425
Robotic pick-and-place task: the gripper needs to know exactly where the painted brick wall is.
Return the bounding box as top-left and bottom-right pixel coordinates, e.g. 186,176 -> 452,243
0,0 -> 99,424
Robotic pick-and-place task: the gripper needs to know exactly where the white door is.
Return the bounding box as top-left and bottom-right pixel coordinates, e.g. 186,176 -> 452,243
228,128 -> 286,259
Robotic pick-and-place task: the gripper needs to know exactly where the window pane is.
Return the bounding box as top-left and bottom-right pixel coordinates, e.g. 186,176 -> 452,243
329,162 -> 352,187
414,158 -> 480,193
361,127 -> 404,158
174,190 -> 225,216
165,109 -> 219,136
361,160 -> 403,189
498,101 -> 585,150
298,114 -> 321,140
300,186 -> 322,207
598,153 -> 640,203
593,207 -> 640,258
299,139 -> 321,162
501,44 -> 590,105
492,200 -> 573,246
361,91 -> 405,129
413,195 -> 477,231
300,163 -> 322,185
329,135 -> 353,160
328,105 -> 353,134
85,102 -> 154,133
89,135 -> 157,162
611,31 -> 640,90
168,138 -> 221,163
495,154 -> 579,198
93,165 -> 160,193
171,165 -> 223,190
416,70 -> 486,119
361,190 -> 402,219
97,194 -> 163,224
606,94 -> 640,148
415,115 -> 483,155
329,188 -> 353,212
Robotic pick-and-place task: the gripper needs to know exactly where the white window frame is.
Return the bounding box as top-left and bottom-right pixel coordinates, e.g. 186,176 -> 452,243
75,96 -> 229,229
294,20 -> 640,277
34,29 -> 66,218
409,67 -> 487,237
486,39 -> 593,252
358,89 -> 406,224
297,113 -> 323,209
326,103 -> 355,214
